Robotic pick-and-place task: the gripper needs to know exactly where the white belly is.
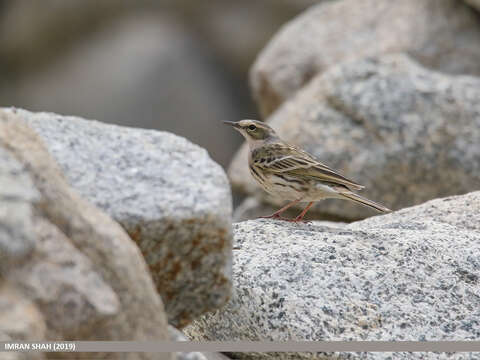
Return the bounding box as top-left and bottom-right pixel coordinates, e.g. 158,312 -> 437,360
259,172 -> 341,201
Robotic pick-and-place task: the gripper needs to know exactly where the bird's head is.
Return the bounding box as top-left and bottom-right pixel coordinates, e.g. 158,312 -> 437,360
223,119 -> 279,147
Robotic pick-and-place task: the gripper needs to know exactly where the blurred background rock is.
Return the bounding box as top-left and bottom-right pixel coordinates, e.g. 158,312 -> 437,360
3,0 -> 480,221
0,0 -> 323,167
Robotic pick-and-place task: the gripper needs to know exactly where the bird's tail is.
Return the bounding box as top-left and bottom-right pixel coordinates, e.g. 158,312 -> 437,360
339,191 -> 391,213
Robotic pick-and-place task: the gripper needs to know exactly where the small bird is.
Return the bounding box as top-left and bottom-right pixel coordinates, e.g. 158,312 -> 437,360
224,119 -> 390,222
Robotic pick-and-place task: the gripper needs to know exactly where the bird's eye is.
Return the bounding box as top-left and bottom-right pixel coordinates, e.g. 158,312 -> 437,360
248,125 -> 256,131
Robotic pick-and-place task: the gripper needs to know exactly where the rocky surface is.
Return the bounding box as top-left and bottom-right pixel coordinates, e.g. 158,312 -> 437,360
0,285 -> 46,360
251,0 -> 480,117
230,54 -> 480,220
0,148 -> 46,360
5,108 -> 233,328
185,191 -> 480,359
0,110 -> 172,360
0,146 -> 39,273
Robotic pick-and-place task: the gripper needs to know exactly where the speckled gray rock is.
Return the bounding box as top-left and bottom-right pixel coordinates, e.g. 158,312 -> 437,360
251,0 -> 480,117
5,107 -> 233,327
0,110 -> 172,359
185,191 -> 480,359
231,54 -> 480,220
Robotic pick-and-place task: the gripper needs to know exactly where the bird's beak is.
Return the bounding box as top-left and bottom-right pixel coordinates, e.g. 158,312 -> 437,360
223,121 -> 241,129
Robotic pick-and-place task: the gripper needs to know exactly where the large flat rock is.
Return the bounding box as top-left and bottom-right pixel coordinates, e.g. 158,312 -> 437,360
5,107 -> 233,327
186,191 -> 480,359
230,54 -> 480,220
251,0 -> 480,117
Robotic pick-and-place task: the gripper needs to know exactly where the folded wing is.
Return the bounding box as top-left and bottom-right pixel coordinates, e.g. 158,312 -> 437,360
253,144 -> 364,191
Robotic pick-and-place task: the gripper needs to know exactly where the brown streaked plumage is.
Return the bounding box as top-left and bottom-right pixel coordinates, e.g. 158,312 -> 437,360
224,119 -> 391,222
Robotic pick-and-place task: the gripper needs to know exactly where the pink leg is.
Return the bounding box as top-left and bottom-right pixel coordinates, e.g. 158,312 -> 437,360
290,201 -> 314,223
259,199 -> 301,220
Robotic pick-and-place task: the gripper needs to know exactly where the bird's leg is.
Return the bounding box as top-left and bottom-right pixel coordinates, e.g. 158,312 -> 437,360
259,199 -> 301,220
290,201 -> 314,223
